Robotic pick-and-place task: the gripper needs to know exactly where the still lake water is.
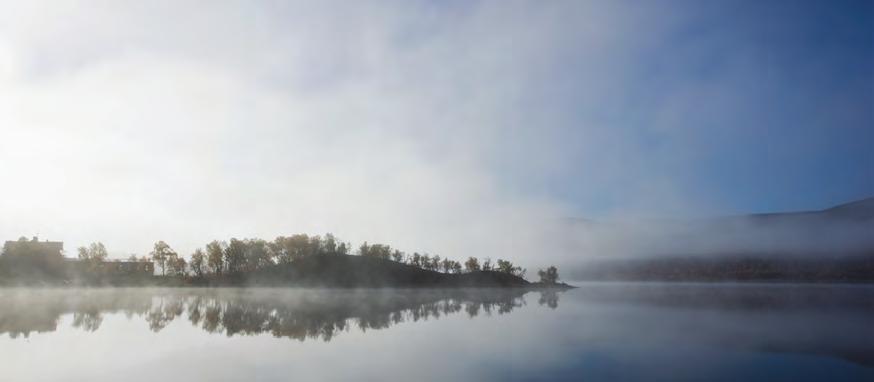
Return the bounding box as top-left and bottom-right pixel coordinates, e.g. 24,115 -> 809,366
0,283 -> 871,381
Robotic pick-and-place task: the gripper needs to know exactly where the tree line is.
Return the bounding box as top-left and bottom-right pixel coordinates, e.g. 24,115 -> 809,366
102,233 -> 533,279
2,234 -> 562,285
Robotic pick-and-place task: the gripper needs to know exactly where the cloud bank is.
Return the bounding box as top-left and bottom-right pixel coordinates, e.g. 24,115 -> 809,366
1,1 -> 871,268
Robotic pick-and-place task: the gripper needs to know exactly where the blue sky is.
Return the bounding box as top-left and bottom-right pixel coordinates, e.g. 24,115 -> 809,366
509,0 -> 874,216
0,0 -> 871,258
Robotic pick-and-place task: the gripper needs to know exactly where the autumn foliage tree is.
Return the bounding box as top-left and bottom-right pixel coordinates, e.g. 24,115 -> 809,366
206,241 -> 225,275
190,249 -> 206,277
142,233 -> 532,284
464,257 -> 481,273
149,241 -> 176,276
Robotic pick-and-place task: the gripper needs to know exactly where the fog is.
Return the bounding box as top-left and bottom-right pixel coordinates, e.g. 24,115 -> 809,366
0,1 -> 871,272
555,203 -> 874,266
0,0 -> 597,265
0,287 -> 541,340
1,286 -> 871,381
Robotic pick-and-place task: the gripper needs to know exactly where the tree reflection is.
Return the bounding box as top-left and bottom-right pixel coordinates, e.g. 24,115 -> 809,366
72,311 -> 103,332
538,290 -> 559,309
0,288 -> 561,342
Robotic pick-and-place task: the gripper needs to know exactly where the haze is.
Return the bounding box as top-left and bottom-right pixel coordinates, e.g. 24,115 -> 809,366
1,1 -> 871,268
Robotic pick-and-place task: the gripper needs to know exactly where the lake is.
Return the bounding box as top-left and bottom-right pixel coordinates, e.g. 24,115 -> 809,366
0,283 -> 872,381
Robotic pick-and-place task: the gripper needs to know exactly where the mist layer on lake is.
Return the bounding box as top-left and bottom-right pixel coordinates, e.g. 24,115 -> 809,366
0,284 -> 871,382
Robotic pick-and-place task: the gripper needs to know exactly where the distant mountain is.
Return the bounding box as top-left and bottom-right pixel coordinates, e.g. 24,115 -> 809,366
726,196 -> 874,222
571,256 -> 874,283
568,197 -> 874,282
817,197 -> 874,220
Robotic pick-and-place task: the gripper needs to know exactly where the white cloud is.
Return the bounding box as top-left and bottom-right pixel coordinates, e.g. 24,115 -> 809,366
1,0 -> 596,266
3,1 -> 867,267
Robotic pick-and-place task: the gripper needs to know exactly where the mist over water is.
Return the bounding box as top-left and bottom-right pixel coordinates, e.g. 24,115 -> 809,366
1,1 -> 870,272
0,1 -> 871,381
1,285 -> 871,382
554,198 -> 874,276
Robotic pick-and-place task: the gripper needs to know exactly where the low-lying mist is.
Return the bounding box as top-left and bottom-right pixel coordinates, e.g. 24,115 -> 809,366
546,198 -> 874,272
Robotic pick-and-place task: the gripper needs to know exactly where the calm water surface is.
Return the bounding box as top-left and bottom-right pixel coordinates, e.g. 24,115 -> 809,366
0,283 -> 871,381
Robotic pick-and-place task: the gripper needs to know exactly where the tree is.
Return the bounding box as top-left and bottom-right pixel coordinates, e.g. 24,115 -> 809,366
166,253 -> 187,276
77,242 -> 109,273
441,258 -> 452,273
497,259 -> 524,276
77,242 -> 108,262
190,249 -> 206,277
323,233 -> 338,254
224,238 -> 246,274
206,240 -> 225,275
482,257 -> 493,271
537,266 -> 559,284
430,255 -> 441,272
274,234 -> 314,263
243,238 -> 272,272
271,236 -> 291,264
451,261 -> 462,274
391,250 -> 405,263
362,243 -> 392,260
410,252 -> 422,268
149,241 -> 176,276
308,235 -> 323,256
464,257 -> 480,273
337,242 -> 349,255
175,256 -> 187,276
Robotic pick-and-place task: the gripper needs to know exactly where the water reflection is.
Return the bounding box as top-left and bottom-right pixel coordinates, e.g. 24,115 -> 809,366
0,288 -> 560,342
2,285 -> 872,381
567,283 -> 874,369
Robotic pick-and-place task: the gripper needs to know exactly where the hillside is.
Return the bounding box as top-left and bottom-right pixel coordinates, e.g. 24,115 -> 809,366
215,254 -> 533,288
723,196 -> 874,223
817,197 -> 874,220
571,256 -> 874,283
569,197 -> 874,282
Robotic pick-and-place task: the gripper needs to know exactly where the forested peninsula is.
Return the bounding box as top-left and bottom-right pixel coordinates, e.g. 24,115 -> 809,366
0,235 -> 570,288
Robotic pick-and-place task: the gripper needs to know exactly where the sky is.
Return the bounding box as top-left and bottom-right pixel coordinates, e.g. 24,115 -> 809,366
0,0 -> 872,263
